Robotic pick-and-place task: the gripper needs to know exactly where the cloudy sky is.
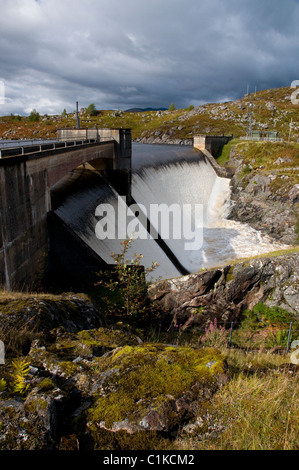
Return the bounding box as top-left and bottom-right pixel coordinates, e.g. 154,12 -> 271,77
1,0 -> 299,115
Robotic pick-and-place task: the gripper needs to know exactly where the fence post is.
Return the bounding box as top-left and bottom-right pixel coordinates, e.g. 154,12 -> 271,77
229,322 -> 234,348
286,322 -> 293,354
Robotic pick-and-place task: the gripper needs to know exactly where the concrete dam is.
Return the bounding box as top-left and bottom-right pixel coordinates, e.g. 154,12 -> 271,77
51,141 -> 284,284
0,130 -> 285,290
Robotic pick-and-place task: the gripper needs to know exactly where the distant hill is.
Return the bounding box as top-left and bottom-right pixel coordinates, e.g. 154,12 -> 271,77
125,107 -> 168,113
0,86 -> 298,142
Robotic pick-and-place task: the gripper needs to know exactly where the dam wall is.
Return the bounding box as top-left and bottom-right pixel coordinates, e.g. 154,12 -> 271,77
0,158 -> 49,290
0,132 -> 131,290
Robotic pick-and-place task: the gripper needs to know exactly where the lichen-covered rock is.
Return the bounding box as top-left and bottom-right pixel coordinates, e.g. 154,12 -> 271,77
0,334 -> 229,450
0,325 -> 146,450
47,327 -> 143,360
0,385 -> 67,450
86,344 -> 228,448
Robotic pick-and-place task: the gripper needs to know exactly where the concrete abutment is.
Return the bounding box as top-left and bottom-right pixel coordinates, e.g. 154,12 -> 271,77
0,129 -> 131,290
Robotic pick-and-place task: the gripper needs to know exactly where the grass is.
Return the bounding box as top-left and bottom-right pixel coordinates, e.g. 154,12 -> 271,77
0,284 -> 298,450
237,141 -> 299,170
174,348 -> 299,450
204,246 -> 299,273
215,138 -> 242,165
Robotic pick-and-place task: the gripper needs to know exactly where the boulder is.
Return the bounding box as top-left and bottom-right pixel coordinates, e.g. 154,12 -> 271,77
0,293 -> 104,345
0,385 -> 68,450
0,324 -> 229,450
86,344 -> 228,448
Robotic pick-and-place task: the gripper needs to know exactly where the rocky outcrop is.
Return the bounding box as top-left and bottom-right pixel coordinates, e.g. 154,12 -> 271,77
148,253 -> 299,329
0,324 -> 228,450
0,251 -> 298,450
226,157 -> 299,246
0,293 -> 104,345
86,343 -> 228,449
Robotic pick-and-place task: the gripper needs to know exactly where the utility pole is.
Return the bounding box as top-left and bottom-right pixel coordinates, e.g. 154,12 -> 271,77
76,101 -> 80,129
247,102 -> 254,139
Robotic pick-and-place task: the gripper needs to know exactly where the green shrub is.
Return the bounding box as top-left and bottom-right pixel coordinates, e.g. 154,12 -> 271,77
86,103 -> 98,116
232,303 -> 297,350
28,109 -> 40,122
243,303 -> 295,328
96,238 -> 158,319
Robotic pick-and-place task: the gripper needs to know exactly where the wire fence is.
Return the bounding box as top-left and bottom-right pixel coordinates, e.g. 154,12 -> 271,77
166,320 -> 299,354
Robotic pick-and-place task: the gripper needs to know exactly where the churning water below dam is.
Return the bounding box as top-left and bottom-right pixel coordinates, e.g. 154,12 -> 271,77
52,143 -> 288,281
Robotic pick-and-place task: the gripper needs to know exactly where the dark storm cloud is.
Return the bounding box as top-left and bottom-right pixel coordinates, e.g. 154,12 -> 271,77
0,0 -> 299,115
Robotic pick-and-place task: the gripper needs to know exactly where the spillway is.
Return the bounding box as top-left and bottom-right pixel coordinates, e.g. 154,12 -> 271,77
52,143 -> 287,281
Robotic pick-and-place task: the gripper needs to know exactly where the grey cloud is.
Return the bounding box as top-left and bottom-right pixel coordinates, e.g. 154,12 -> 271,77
0,0 -> 299,115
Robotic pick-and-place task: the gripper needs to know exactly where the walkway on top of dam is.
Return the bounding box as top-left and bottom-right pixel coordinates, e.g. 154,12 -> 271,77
0,138 -> 113,161
0,130 -> 132,190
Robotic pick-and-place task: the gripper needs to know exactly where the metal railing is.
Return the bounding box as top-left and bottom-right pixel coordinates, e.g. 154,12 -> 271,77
0,138 -> 113,159
240,136 -> 283,142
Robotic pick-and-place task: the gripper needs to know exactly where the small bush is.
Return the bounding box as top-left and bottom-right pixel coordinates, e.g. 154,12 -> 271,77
96,238 -> 158,319
242,303 -> 295,328
232,303 -> 297,350
28,109 -> 40,122
86,104 -> 98,116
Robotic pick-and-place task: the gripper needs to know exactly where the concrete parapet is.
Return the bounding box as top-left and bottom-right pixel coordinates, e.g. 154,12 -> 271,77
194,134 -> 233,157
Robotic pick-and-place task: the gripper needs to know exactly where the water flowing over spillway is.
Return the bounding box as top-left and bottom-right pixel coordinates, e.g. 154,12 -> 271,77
52,143 -> 288,281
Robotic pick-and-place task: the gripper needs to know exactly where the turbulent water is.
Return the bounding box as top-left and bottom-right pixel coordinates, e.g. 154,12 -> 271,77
52,143 -> 288,280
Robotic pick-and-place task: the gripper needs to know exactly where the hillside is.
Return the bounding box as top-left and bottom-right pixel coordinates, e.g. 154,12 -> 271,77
0,85 -> 299,451
0,86 -> 298,142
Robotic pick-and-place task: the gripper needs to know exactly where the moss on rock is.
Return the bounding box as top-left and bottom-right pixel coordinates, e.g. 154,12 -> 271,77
86,344 -> 227,448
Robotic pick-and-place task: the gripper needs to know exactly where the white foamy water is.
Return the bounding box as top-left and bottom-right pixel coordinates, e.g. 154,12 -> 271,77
53,144 -> 289,281
132,156 -> 288,274
54,173 -> 182,281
